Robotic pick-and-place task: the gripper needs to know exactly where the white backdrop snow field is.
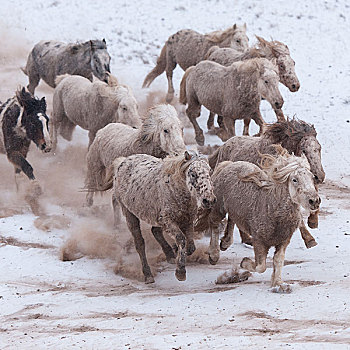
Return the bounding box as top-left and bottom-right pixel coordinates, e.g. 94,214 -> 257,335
0,0 -> 350,349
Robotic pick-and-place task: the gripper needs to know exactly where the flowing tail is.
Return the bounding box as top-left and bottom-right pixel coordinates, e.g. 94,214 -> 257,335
142,44 -> 167,88
179,66 -> 194,105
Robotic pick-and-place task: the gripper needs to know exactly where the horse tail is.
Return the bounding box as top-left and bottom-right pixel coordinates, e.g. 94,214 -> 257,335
142,44 -> 167,88
204,45 -> 219,60
20,66 -> 28,75
98,157 -> 126,192
179,66 -> 194,105
55,74 -> 71,86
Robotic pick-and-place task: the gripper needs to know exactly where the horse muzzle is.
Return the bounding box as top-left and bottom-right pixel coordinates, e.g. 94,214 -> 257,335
202,197 -> 217,209
308,195 -> 321,212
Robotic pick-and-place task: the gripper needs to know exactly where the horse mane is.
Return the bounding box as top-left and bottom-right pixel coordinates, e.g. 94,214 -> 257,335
241,151 -> 310,188
163,152 -> 206,181
255,36 -> 290,58
70,39 -> 107,55
234,58 -> 275,80
205,25 -> 242,43
138,104 -> 179,144
263,118 -> 317,152
15,87 -> 46,112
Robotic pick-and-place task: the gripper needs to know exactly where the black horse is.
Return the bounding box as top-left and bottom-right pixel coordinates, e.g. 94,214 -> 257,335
0,87 -> 51,181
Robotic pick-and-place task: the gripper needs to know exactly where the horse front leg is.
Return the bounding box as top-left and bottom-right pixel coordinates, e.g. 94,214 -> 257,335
165,222 -> 187,281
241,240 -> 269,274
88,130 -> 97,150
243,118 -> 251,136
208,220 -> 221,265
186,103 -> 205,146
299,219 -> 317,248
207,112 -> 215,130
250,111 -> 266,136
270,238 -> 292,293
307,209 -> 319,229
8,151 -> 35,180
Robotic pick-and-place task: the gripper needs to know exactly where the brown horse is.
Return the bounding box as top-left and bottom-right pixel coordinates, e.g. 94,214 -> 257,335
142,24 -> 249,102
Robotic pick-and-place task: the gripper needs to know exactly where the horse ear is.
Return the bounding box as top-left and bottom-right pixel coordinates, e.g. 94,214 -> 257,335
184,151 -> 192,161
102,38 -> 106,44
90,40 -> 95,51
232,24 -> 237,30
256,35 -> 268,47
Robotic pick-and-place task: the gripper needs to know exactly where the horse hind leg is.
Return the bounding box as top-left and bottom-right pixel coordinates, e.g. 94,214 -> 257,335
151,226 -> 176,263
220,216 -> 235,251
123,206 -> 154,284
241,241 -> 269,274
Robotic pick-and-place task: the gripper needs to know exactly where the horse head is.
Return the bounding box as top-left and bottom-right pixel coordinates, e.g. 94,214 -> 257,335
16,87 -> 51,152
184,151 -> 217,209
257,58 -> 284,111
89,39 -> 111,83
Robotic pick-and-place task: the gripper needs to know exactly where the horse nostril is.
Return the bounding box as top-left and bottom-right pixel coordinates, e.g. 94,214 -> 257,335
274,102 -> 280,109
41,143 -> 46,150
309,199 -> 315,206
317,196 -> 321,204
292,84 -> 296,90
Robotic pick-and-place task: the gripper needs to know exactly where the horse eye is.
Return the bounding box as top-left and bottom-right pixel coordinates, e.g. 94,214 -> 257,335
164,129 -> 169,134
122,106 -> 127,111
236,39 -> 241,43
265,80 -> 269,84
292,178 -> 298,183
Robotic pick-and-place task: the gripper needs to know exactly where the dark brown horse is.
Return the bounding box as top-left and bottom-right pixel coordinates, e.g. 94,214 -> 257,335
0,87 -> 51,181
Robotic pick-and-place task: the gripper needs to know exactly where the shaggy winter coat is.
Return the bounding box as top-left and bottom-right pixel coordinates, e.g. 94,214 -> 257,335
22,39 -> 111,93
50,74 -> 141,150
85,104 -> 186,206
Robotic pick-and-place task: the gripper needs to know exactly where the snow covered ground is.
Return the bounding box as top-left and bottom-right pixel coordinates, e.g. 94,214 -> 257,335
0,0 -> 349,348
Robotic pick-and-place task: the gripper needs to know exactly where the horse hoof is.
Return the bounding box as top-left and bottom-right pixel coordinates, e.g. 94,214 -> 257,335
220,240 -> 230,251
305,239 -> 318,249
307,218 -> 318,229
175,269 -> 186,281
186,241 -> 196,256
241,239 -> 253,246
270,283 -> 292,294
208,255 -> 218,265
145,276 -> 155,284
195,134 -> 205,146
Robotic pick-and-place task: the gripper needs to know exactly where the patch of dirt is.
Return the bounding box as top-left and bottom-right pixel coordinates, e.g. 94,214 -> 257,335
0,235 -> 55,250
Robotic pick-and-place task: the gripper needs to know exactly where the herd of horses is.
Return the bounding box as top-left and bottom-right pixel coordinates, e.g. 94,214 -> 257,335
0,24 -> 325,293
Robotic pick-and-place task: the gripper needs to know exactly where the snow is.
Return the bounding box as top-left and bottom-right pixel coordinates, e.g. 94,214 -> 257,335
0,0 -> 350,348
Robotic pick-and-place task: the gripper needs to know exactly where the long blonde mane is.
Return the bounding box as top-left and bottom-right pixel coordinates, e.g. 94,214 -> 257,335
241,152 -> 310,189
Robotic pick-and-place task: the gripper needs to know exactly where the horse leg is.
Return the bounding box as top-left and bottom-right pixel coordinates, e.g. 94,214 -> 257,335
270,238 -> 292,293
241,240 -> 269,274
243,118 -> 251,136
88,130 -> 97,150
165,52 -> 177,103
307,209 -> 319,229
239,229 -> 253,246
220,215 -> 235,251
250,111 -> 266,136
151,226 -> 176,263
186,103 -> 205,146
26,55 -> 40,94
112,193 -> 121,227
8,151 -> 35,180
299,220 -> 317,248
207,112 -> 215,130
217,115 -> 225,129
219,117 -> 234,141
123,206 -> 154,284
165,222 -> 187,281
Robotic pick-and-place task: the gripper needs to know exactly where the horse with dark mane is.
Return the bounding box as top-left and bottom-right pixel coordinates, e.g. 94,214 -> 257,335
0,87 -> 51,181
207,118 -> 325,248
22,39 -> 111,94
